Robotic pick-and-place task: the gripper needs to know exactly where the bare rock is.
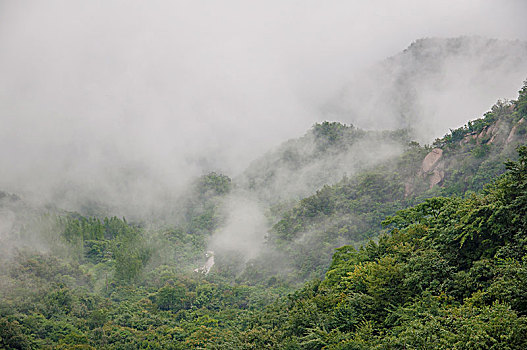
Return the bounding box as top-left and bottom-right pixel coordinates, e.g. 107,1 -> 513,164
429,169 -> 445,188
487,121 -> 500,143
507,126 -> 518,144
194,251 -> 215,275
506,118 -> 525,144
421,148 -> 443,173
461,133 -> 476,145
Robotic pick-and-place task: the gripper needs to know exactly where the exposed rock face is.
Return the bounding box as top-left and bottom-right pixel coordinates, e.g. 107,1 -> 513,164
460,120 -> 504,145
406,113 -> 526,196
419,148 -> 445,189
421,148 -> 443,173
507,118 -> 525,144
194,251 -> 215,275
405,147 -> 446,196
429,169 -> 445,188
488,121 -> 502,144
486,122 -> 499,136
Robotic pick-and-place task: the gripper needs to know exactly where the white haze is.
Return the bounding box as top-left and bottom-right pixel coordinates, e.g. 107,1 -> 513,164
327,37 -> 527,143
209,194 -> 267,260
238,129 -> 408,205
0,0 -> 526,220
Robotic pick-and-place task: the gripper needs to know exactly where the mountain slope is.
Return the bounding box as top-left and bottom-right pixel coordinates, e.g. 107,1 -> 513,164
1,41 -> 527,349
259,86 -> 527,281
237,123 -> 410,204
326,36 -> 527,142
237,145 -> 527,349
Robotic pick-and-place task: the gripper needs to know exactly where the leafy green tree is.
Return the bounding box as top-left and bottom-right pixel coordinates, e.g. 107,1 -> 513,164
516,80 -> 527,117
0,318 -> 32,350
154,284 -> 187,311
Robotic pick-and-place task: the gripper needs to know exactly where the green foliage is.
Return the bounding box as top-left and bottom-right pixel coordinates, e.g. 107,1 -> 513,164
56,215 -> 152,283
234,146 -> 527,348
153,284 -> 187,311
2,86 -> 527,349
312,121 -> 356,151
471,144 -> 491,158
0,317 -> 32,350
266,143 -> 427,279
266,97 -> 526,281
195,172 -> 232,197
516,79 -> 527,117
113,233 -> 152,283
83,240 -> 111,264
60,215 -> 136,243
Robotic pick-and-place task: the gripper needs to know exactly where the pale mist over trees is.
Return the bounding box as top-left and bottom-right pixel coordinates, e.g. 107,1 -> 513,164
1,2 -> 527,347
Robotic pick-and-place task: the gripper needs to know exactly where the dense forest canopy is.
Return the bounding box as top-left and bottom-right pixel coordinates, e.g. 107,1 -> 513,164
1,14 -> 527,345
0,80 -> 525,349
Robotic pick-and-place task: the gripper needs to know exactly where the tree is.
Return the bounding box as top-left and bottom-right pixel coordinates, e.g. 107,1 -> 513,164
516,79 -> 527,117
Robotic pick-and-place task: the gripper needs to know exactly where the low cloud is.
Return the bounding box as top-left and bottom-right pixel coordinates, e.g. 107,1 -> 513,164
0,1 -> 526,219
209,193 -> 267,260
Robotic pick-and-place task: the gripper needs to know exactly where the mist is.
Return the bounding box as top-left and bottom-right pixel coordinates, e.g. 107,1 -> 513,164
1,0 -> 527,218
209,194 -> 267,260
327,36 -> 527,143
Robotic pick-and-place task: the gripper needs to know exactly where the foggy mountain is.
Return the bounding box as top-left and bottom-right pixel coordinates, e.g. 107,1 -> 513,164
205,35 -> 527,263
2,2 -> 527,347
1,1 -> 526,220
237,123 -> 409,204
232,37 -> 527,207
326,36 -> 527,142
2,80 -> 526,348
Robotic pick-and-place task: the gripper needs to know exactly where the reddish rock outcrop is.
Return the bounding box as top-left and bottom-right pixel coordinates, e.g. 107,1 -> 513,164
507,118 -> 525,144
421,148 -> 443,173
429,168 -> 445,188
418,148 -> 445,189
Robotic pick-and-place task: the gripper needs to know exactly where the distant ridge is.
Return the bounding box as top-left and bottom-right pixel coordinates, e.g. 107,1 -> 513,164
325,36 -> 527,141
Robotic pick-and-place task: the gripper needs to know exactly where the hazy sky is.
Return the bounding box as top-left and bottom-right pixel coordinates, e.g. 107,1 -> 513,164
1,0 -> 526,213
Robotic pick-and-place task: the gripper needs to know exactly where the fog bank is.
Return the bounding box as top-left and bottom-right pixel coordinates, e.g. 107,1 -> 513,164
1,1 -> 526,216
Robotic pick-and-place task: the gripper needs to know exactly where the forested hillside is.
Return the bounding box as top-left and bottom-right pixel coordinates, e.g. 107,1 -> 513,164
1,82 -> 526,348
238,123 -> 410,204
251,90 -> 527,282
235,144 -> 527,349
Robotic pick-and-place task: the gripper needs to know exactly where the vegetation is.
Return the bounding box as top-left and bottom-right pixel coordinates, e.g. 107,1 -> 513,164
2,144 -> 525,349
0,82 -> 526,348
232,145 -> 527,349
263,88 -> 526,281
